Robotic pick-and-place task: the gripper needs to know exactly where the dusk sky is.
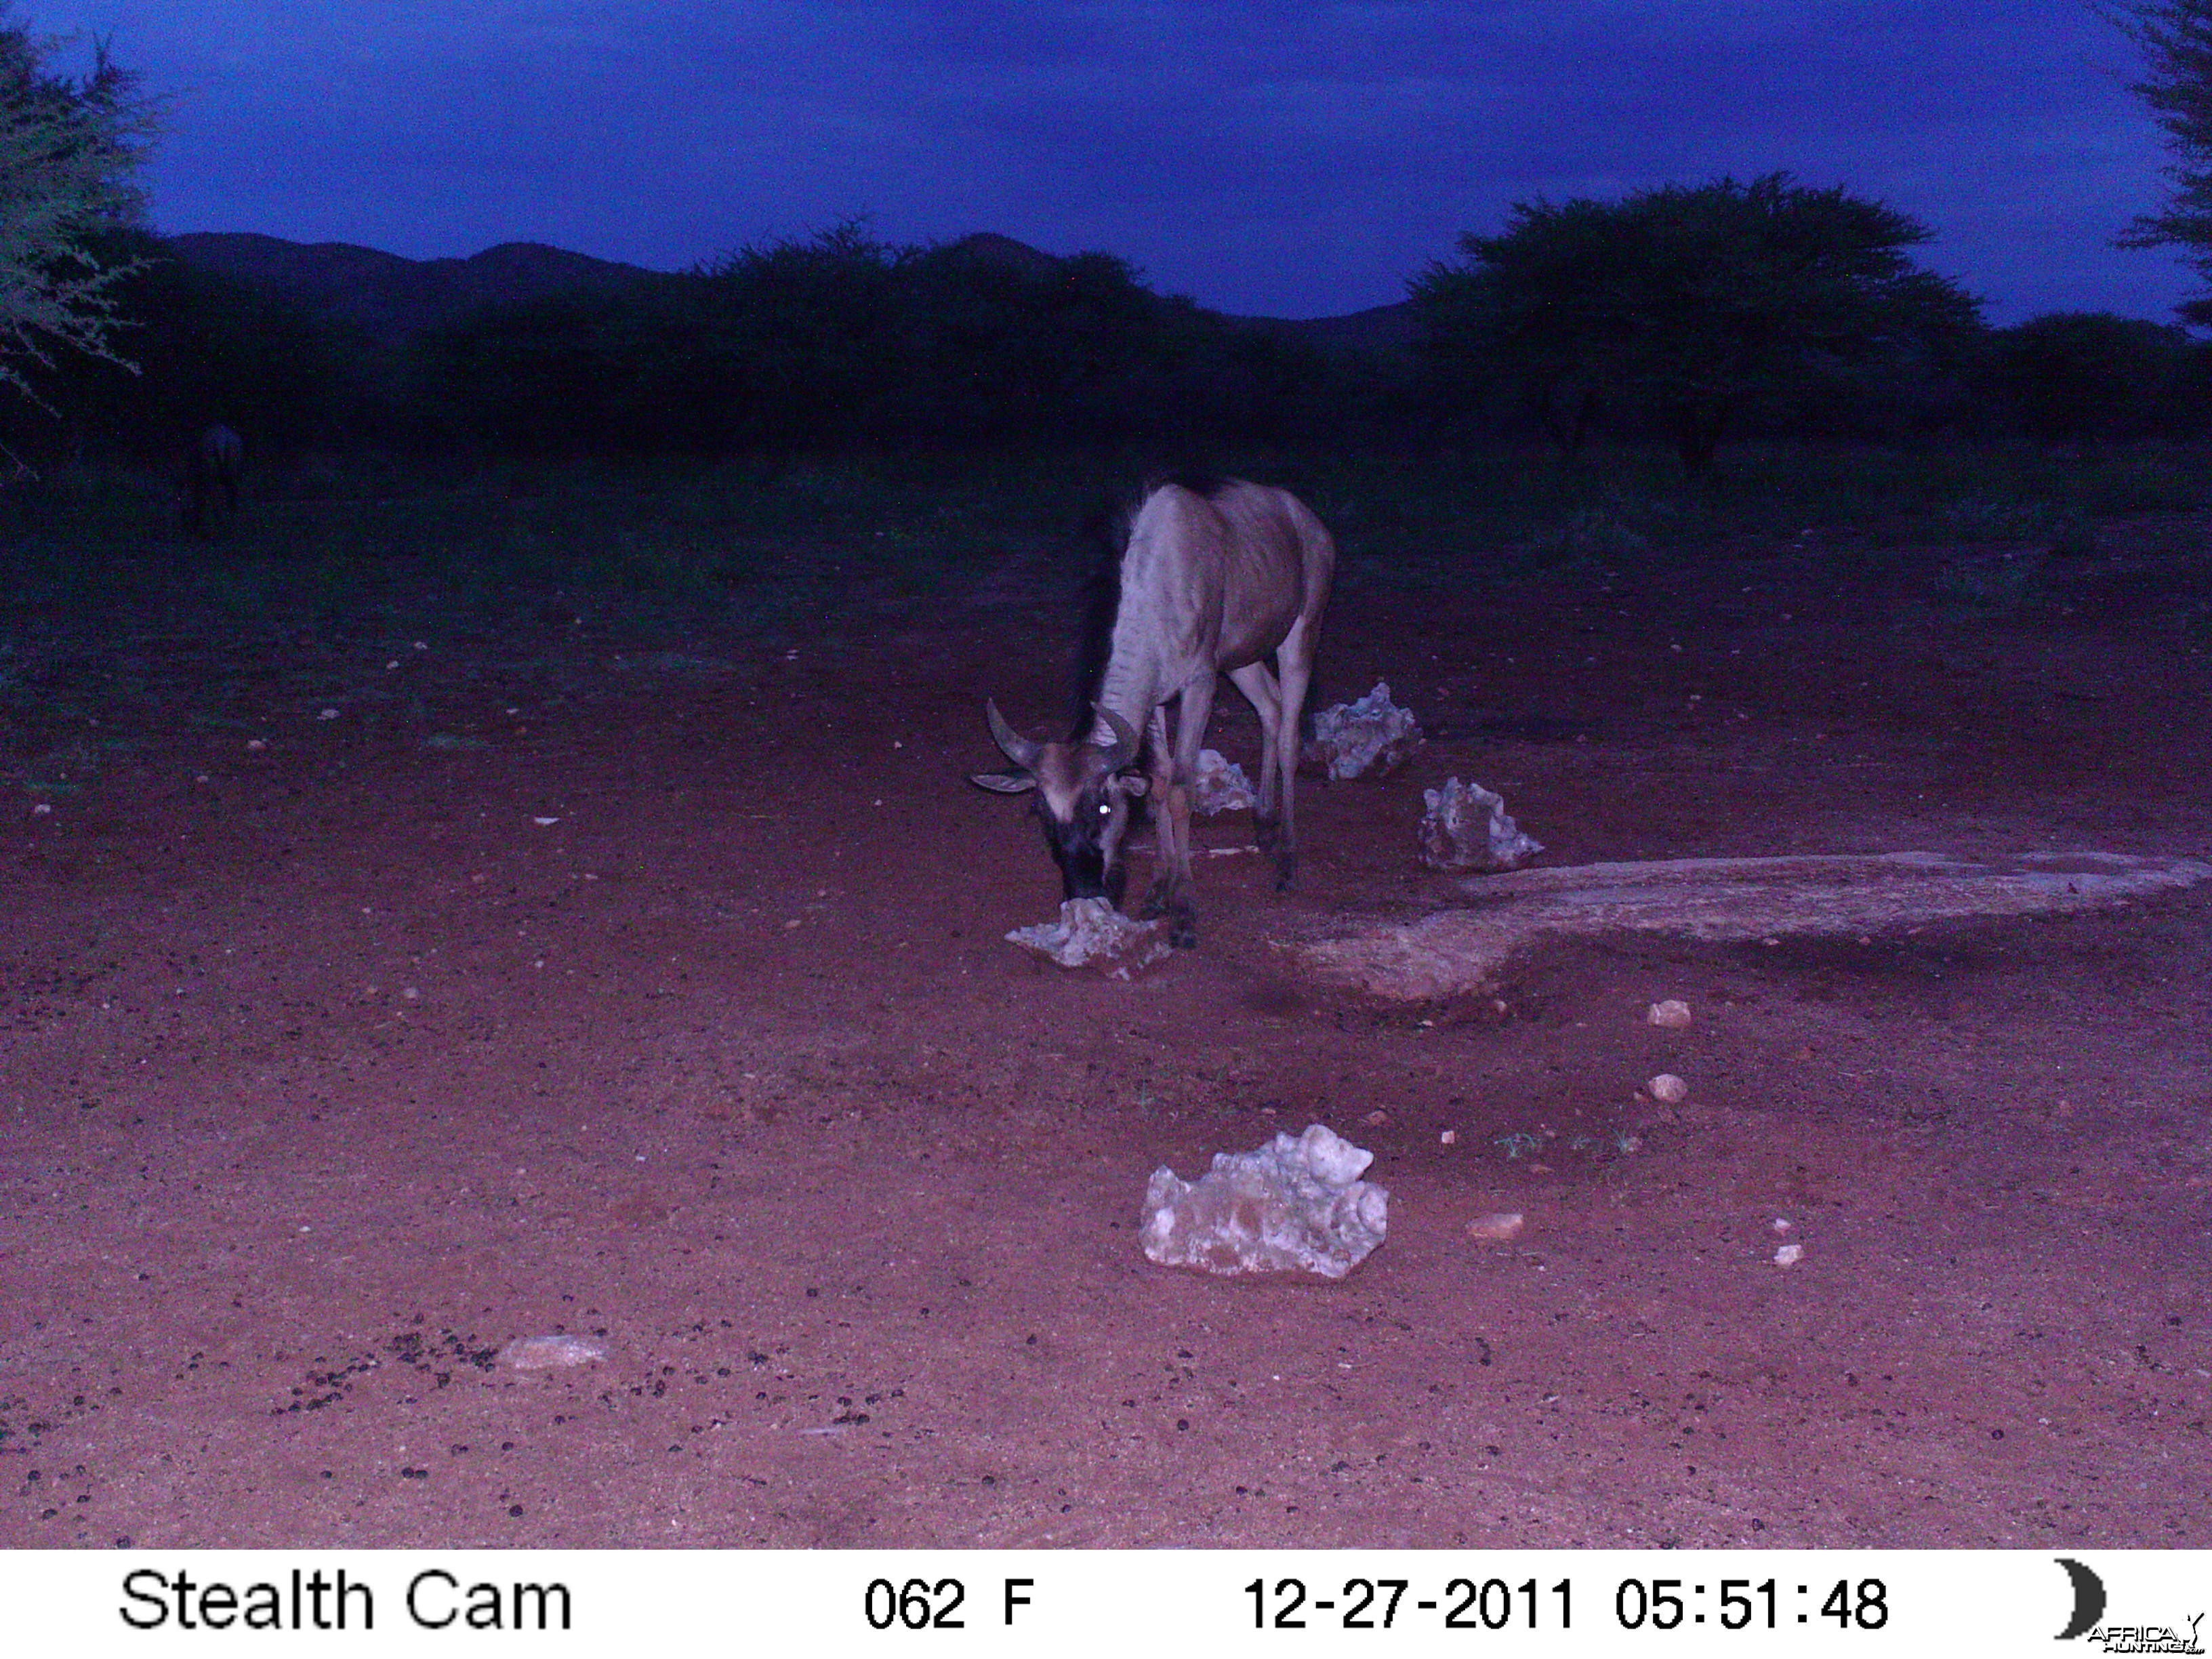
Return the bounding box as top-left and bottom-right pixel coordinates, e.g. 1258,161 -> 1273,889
41,1 -> 2204,324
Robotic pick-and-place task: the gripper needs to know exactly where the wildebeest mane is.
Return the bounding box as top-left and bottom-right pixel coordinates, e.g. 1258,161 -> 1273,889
1068,496 -> 1130,739
1150,468 -> 1230,501
1067,472 -> 1233,739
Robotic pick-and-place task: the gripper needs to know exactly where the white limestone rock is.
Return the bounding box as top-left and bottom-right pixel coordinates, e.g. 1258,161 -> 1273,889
1191,748 -> 1256,815
1007,897 -> 1172,978
1418,777 -> 1544,872
499,1336 -> 607,1370
1141,1123 -> 1389,1279
1305,681 -> 1425,780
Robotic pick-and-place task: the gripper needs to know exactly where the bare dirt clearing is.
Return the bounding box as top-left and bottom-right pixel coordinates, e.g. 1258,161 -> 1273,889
3,510 -> 2210,1548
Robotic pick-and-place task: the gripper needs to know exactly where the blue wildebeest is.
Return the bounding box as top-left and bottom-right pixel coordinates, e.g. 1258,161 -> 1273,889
971,474 -> 1336,949
178,424 -> 243,539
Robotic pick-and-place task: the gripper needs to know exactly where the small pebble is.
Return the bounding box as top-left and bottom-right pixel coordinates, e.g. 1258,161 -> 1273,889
1646,999 -> 1693,1028
1774,1243 -> 1804,1268
1466,1212 -> 1525,1242
499,1336 -> 607,1370
1648,1073 -> 1689,1104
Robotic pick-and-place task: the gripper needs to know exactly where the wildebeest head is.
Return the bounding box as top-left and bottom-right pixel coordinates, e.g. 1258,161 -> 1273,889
970,701 -> 1148,905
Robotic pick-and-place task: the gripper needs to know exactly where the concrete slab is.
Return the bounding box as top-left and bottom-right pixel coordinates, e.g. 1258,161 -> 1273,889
1291,851 -> 2212,1002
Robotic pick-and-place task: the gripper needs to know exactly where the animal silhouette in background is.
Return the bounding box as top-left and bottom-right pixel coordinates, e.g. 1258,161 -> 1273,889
178,424 -> 243,539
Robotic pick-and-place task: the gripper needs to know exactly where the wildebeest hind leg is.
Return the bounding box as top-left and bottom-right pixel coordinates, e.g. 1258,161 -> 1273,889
1160,676 -> 1216,947
1229,660 -> 1288,875
1269,628 -> 1319,890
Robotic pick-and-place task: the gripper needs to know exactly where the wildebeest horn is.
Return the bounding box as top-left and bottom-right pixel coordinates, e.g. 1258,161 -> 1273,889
986,700 -> 1042,769
1094,703 -> 1140,770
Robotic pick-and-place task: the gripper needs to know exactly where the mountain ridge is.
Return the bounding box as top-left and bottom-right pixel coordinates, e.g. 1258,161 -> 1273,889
161,229 -> 1415,352
163,232 -> 663,343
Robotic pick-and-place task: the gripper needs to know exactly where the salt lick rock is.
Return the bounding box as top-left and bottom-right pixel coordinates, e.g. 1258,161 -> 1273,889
1190,747 -> 1256,815
499,1336 -> 606,1370
1305,682 -> 1424,780
1417,777 -> 1544,872
1141,1123 -> 1389,1279
1006,897 -> 1172,978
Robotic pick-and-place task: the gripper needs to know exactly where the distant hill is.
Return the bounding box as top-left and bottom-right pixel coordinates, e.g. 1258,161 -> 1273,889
1275,300 -> 1418,355
161,230 -> 1414,352
935,230 -> 1066,275
938,230 -> 1417,353
162,232 -> 662,343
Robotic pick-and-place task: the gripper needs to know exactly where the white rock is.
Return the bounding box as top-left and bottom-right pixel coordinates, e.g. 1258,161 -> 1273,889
1305,681 -> 1424,780
1647,1073 -> 1689,1104
499,1335 -> 607,1370
1190,748 -> 1256,815
1418,777 -> 1544,872
1141,1124 -> 1389,1278
1773,1243 -> 1804,1268
1006,897 -> 1172,978
1646,998 -> 1694,1028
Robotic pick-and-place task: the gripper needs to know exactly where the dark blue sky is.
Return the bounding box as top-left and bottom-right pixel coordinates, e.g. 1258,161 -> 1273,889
49,1 -> 2200,323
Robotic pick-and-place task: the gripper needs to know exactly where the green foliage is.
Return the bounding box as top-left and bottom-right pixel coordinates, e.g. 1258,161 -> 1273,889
1977,310 -> 2208,439
694,219 -> 908,447
0,24 -> 361,468
412,279 -> 701,457
1410,174 -> 1985,474
0,11 -> 158,406
0,445 -> 2205,699
2110,0 -> 2212,318
413,222 -> 1341,457
0,225 -> 373,464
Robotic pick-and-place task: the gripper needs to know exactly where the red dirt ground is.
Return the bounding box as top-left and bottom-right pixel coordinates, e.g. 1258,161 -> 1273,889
3,513 -> 2209,1549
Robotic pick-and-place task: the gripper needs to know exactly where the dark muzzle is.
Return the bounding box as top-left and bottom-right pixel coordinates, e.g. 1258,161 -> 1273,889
1044,817 -> 1125,907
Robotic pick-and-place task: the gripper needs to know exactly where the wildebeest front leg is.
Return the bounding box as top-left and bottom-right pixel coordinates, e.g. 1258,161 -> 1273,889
1136,690 -> 1206,946
1135,704 -> 1178,924
1160,675 -> 1218,946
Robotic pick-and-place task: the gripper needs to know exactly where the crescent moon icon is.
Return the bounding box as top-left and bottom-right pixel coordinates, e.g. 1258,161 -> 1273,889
2055,1557 -> 2106,1641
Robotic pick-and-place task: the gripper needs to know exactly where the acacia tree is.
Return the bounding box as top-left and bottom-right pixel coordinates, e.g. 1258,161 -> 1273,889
1412,173 -> 1982,474
2109,1 -> 2212,320
0,12 -> 157,407
1980,311 -> 2202,439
